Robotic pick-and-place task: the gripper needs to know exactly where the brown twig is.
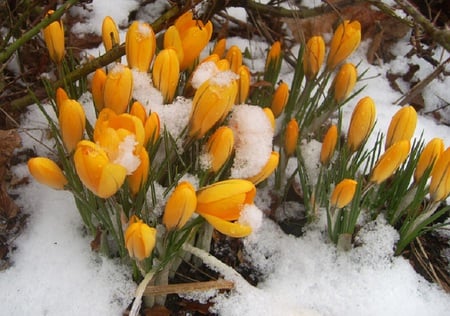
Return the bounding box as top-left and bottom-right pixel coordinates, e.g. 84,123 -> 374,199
143,279 -> 234,296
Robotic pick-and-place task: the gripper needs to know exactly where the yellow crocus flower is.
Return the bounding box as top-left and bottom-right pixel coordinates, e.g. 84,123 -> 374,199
55,87 -> 68,111
212,38 -> 227,58
125,20 -> 156,72
385,106 -> 417,150
303,35 -> 325,80
27,157 -> 67,190
144,111 -> 160,146
103,64 -> 133,114
270,81 -> 289,118
163,181 -> 197,230
163,25 -> 184,64
225,45 -> 243,74
125,218 -> 156,261
284,118 -> 299,157
200,213 -> 252,238
264,41 -> 281,73
263,107 -> 276,131
429,147 -> 450,202
205,126 -> 234,173
58,99 -> 86,152
246,151 -> 279,185
320,125 -> 338,165
127,146 -> 149,196
414,138 -> 444,183
330,179 -> 358,208
327,20 -> 361,70
236,65 -> 250,104
101,16 -> 120,52
130,101 -> 147,125
333,63 -> 357,103
91,68 -> 107,112
43,10 -> 65,64
347,96 -> 376,152
152,48 -> 180,104
370,140 -> 410,184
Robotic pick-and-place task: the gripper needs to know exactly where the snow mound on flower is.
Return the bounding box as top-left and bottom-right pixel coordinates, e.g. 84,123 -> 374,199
114,135 -> 140,174
239,204 -> 263,233
132,69 -> 164,107
229,104 -> 274,179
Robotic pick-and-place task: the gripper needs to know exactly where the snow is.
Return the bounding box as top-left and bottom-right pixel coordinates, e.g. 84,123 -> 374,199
2,1 -> 450,315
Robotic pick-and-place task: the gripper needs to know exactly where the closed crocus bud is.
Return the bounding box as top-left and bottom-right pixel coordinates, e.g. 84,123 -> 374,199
320,125 -> 338,165
28,157 -> 68,190
144,111 -> 160,146
174,10 -> 213,70
327,20 -> 361,70
370,140 -> 410,184
91,68 -> 107,112
74,140 -> 127,198
246,151 -> 279,185
264,41 -> 282,78
385,106 -> 417,150
270,81 -> 289,118
236,65 -> 250,104
189,78 -> 238,139
43,10 -> 65,64
152,48 -> 180,104
102,16 -> 119,52
216,58 -> 230,71
263,107 -> 275,131
163,25 -> 184,64
163,181 -> 197,230
130,101 -> 147,125
333,63 -> 357,103
59,99 -> 86,152
125,218 -> 156,261
429,147 -> 450,202
200,213 -> 252,238
347,97 -> 376,152
212,38 -> 226,58
303,35 -> 325,80
196,179 -> 256,221
225,45 -> 243,74
330,179 -> 358,208
205,126 -> 234,173
284,118 -> 299,157
414,138 -> 445,183
126,21 -> 156,72
128,146 -> 149,196
55,87 -> 69,111
104,64 -> 133,114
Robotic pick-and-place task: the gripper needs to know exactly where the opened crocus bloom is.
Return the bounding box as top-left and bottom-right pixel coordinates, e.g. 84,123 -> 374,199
414,138 -> 444,183
303,35 -> 325,80
28,157 -> 68,190
320,125 -> 338,165
58,99 -> 86,152
205,126 -> 234,173
347,96 -> 376,152
102,16 -> 119,52
270,81 -> 289,118
333,63 -> 357,103
429,147 -> 450,202
370,140 -> 410,184
163,181 -> 197,230
103,64 -> 133,114
284,118 -> 299,157
327,20 -> 361,70
174,10 -> 213,70
129,101 -> 147,125
125,218 -> 156,261
330,179 -> 357,208
385,106 -> 417,150
246,151 -> 279,185
43,10 -> 65,64
126,20 -> 156,72
152,48 -> 180,104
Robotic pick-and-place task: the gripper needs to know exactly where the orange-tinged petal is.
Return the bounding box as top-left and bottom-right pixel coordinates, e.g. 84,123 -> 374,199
102,16 -> 120,51
104,64 -> 133,114
333,63 -> 357,103
27,157 -> 67,190
236,65 -> 250,104
58,99 -> 86,152
429,147 -> 450,202
330,179 -> 357,208
126,21 -> 156,72
205,126 -> 234,173
370,140 -> 410,184
125,220 -> 156,261
327,20 -> 361,70
263,108 -> 275,131
264,41 -> 281,73
55,87 -> 68,111
347,96 -> 376,152
152,48 -> 180,103
91,68 -> 107,112
414,138 -> 445,183
284,118 -> 299,157
43,10 -> 65,64
163,25 -> 184,64
97,162 -> 127,198
270,81 -> 289,118
200,213 -> 252,238
385,106 -> 417,150
320,125 -> 338,165
163,181 -> 197,230
130,101 -> 148,124
144,111 -> 160,146
246,151 -> 279,185
225,45 -> 243,74
212,38 -> 226,58
303,35 -> 325,79
128,146 -> 149,196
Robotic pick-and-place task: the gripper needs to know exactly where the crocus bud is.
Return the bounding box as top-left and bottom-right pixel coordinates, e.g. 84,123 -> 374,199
320,125 -> 338,165
91,68 -> 107,112
330,179 -> 358,208
263,107 -> 275,131
130,101 -> 147,125
264,41 -> 282,85
74,140 -> 128,198
104,64 -> 133,114
163,25 -> 184,65
236,65 -> 250,104
205,126 -> 234,173
225,45 -> 243,74
58,99 -> 86,152
429,147 -> 450,202
284,118 -> 299,157
102,16 -> 120,52
196,179 -> 256,221
152,48 -> 180,104
174,11 -> 213,70
333,63 -> 357,103
303,35 -> 325,79
212,38 -> 226,58
270,81 -> 289,118
385,106 -> 417,150
327,20 -> 361,70
128,146 -> 149,196
144,111 -> 160,146
163,181 -> 197,230
126,21 -> 156,72
125,218 -> 156,261
246,151 -> 279,185
370,140 -> 410,184
189,78 -> 238,139
43,10 -> 65,64
55,87 -> 69,111
414,138 -> 444,183
347,97 -> 376,152
216,59 -> 230,71
28,157 -> 67,190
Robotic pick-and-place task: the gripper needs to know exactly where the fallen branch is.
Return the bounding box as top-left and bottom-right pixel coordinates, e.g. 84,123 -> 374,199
144,279 -> 234,296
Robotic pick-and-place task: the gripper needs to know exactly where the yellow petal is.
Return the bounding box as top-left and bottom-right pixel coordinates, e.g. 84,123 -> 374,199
429,147 -> 450,202
126,21 -> 156,72
303,35 -> 325,79
270,81 -> 289,118
58,99 -> 86,152
320,125 -> 338,165
163,181 -> 197,230
330,179 -> 357,208
327,20 -> 361,70
284,118 -> 299,157
201,213 -> 252,238
347,97 -> 376,152
104,64 -> 133,114
27,157 -> 67,190
370,140 -> 410,184
333,63 -> 357,103
43,10 -> 65,64
246,151 -> 280,185
385,106 -> 417,150
152,48 -> 180,104
102,16 -> 120,51
414,138 -> 444,183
